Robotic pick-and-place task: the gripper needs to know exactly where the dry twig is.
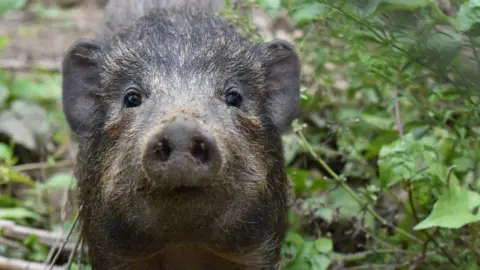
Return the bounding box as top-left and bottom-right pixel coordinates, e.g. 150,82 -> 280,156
0,58 -> 61,72
0,220 -> 78,252
0,255 -> 63,270
12,160 -> 74,172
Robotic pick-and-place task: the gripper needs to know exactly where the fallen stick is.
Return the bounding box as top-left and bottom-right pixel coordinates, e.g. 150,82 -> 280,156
0,255 -> 64,270
0,58 -> 61,72
0,220 -> 78,252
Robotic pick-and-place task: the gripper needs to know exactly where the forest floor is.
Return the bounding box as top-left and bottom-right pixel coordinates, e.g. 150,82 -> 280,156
0,1 -> 103,73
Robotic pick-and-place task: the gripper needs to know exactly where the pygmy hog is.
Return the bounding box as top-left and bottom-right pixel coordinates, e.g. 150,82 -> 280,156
61,0 -> 300,269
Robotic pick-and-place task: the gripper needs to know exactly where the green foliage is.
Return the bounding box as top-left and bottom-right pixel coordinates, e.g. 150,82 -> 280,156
0,0 -> 28,17
282,231 -> 332,270
0,143 -> 12,161
456,0 -> 480,35
23,235 -> 50,262
0,207 -> 42,222
35,172 -> 77,191
258,0 -> 282,15
378,133 -> 427,187
290,3 -> 328,25
0,0 -> 479,268
415,183 -> 480,230
274,0 -> 480,268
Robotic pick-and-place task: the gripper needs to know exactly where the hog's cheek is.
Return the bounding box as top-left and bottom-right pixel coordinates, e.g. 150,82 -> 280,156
100,144 -> 147,212
222,111 -> 269,195
100,108 -> 149,209
99,145 -> 129,208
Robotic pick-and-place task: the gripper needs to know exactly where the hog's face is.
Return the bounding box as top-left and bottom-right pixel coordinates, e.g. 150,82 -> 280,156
62,9 -> 299,226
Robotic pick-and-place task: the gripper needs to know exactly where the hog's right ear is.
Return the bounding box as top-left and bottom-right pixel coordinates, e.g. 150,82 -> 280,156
260,39 -> 300,134
62,39 -> 103,137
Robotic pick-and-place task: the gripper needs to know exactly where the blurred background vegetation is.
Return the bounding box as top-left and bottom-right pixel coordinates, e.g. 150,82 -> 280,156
0,0 -> 479,269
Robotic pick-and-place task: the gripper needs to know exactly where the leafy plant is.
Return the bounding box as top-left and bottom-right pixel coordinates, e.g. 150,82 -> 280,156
0,0 -> 479,269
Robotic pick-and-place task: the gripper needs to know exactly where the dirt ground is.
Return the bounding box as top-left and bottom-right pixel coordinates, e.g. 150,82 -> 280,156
0,1 -> 104,72
0,0 -> 296,73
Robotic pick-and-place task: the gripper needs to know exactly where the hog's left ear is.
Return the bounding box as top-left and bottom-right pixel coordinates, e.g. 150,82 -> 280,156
261,39 -> 300,134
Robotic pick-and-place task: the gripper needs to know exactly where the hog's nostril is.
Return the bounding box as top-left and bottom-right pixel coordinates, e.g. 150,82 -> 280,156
156,138 -> 172,162
142,116 -> 223,187
191,139 -> 210,163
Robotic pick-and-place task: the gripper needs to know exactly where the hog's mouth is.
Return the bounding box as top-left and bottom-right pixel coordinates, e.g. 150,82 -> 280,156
146,181 -> 214,198
170,186 -> 204,195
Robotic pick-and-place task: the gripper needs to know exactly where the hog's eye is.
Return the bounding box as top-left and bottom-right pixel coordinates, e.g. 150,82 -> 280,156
225,89 -> 242,107
124,88 -> 142,108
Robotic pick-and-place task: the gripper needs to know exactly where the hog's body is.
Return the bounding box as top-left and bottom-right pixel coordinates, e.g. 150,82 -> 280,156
61,0 -> 300,269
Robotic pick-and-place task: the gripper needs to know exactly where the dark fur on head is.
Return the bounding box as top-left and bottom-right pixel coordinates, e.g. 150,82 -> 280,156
62,1 -> 300,269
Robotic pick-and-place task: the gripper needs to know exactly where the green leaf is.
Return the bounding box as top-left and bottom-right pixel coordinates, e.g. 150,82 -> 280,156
0,166 -> 36,186
361,113 -> 393,130
291,3 -> 328,25
467,190 -> 480,212
310,254 -> 330,270
0,83 -> 7,106
36,172 -> 77,191
314,207 -> 333,223
315,238 -> 333,253
329,187 -> 362,217
283,231 -> 332,270
0,195 -> 20,207
328,188 -> 375,229
0,111 -> 37,151
283,133 -> 299,166
0,35 -> 10,49
381,0 -> 429,8
0,207 -> 42,221
414,185 -> 480,230
377,134 -> 424,187
345,0 -> 381,18
374,0 -> 429,15
283,231 -> 308,269
346,0 -> 428,17
421,30 -> 463,70
287,168 -> 331,197
10,73 -> 62,103
456,0 -> 480,36
285,230 -> 306,247
0,143 -> 12,162
0,0 -> 27,16
69,264 -> 92,270
453,157 -> 474,172
258,0 -> 281,15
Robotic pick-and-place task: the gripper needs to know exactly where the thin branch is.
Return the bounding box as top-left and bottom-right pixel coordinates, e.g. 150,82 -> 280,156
48,209 -> 81,270
407,181 -> 420,223
394,61 -> 412,136
0,237 -> 30,253
333,248 -> 435,263
343,260 -> 412,270
295,129 -> 423,245
12,160 -> 74,172
78,239 -> 85,270
405,168 -> 457,264
0,58 -> 61,73
65,237 -> 82,270
428,232 -> 457,265
446,165 -> 456,187
410,165 -> 458,266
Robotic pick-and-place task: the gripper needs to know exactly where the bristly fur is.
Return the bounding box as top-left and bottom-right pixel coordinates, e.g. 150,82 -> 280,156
62,0 -> 300,269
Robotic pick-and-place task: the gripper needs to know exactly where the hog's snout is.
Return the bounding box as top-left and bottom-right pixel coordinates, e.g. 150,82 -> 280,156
141,116 -> 222,188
